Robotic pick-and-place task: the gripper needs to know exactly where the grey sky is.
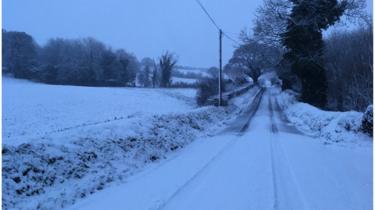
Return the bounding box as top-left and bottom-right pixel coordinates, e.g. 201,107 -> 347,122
3,0 -> 264,67
3,0 -> 373,67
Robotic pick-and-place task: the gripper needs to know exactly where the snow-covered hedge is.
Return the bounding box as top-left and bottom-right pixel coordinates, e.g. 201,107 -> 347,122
361,105 -> 373,136
3,107 -> 231,210
276,90 -> 372,144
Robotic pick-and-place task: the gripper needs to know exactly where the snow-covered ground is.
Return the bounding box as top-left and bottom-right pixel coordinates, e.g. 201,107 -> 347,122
3,77 -> 196,146
3,77 -> 250,210
171,77 -> 198,85
275,88 -> 372,147
66,88 -> 372,210
175,69 -> 210,78
4,77 -> 372,210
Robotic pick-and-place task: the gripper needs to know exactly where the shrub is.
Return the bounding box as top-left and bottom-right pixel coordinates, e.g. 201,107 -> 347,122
361,105 -> 373,136
196,77 -> 225,106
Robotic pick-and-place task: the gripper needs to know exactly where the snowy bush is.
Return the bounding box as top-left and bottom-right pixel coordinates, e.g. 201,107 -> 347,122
361,105 -> 373,137
196,77 -> 225,106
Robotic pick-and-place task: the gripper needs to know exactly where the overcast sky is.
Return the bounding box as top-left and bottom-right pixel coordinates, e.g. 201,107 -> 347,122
3,0 -> 373,68
3,0 -> 264,67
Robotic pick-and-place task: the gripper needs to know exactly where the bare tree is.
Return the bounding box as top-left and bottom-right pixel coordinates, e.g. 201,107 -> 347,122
139,57 -> 154,87
228,39 -> 282,84
224,63 -> 248,85
325,25 -> 373,111
159,52 -> 177,88
138,65 -> 151,87
252,0 -> 291,48
2,30 -> 39,78
151,59 -> 160,88
251,0 -> 368,48
340,0 -> 370,26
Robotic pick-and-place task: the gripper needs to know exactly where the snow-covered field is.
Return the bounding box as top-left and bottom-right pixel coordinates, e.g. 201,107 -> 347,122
3,77 -> 244,210
3,77 -> 196,146
171,77 -> 198,85
175,69 -> 210,78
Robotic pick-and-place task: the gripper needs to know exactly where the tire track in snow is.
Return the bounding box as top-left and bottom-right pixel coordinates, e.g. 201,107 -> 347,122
220,87 -> 263,134
155,89 -> 265,210
272,96 -> 304,135
154,136 -> 239,210
269,95 -> 279,134
268,94 -> 279,209
268,93 -> 308,210
240,88 -> 265,133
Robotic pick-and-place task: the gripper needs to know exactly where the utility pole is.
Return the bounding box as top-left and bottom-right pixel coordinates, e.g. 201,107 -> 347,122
218,29 -> 223,106
195,0 -> 237,106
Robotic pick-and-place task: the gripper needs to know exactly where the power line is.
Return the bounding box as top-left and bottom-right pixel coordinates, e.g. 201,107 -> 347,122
223,32 -> 241,45
223,31 -> 241,36
194,0 -> 220,31
194,0 -> 241,45
194,0 -> 242,106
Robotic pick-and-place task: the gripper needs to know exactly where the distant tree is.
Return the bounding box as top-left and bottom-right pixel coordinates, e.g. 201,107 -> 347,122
39,38 -> 139,86
2,30 -> 142,87
122,52 -> 140,86
196,75 -> 226,106
111,50 -> 131,86
282,0 -> 347,108
138,65 -> 151,87
2,30 -> 10,73
227,39 -> 281,84
80,38 -> 107,85
40,39 -> 79,84
139,57 -> 154,87
207,67 -> 219,78
141,57 -> 154,67
224,63 -> 246,84
42,65 -> 58,84
39,38 -> 85,84
144,65 -> 151,87
2,30 -> 39,78
151,60 -> 160,88
159,52 -> 177,88
100,48 -> 116,82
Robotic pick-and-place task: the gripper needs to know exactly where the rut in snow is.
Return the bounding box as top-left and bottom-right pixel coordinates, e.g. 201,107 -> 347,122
240,88 -> 265,133
268,91 -> 307,210
156,89 -> 265,210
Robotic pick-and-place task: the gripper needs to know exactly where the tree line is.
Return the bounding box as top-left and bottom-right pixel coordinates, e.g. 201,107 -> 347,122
225,0 -> 372,111
2,30 -> 178,88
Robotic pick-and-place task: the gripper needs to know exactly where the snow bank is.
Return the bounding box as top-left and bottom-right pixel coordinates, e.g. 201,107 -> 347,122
276,89 -> 372,145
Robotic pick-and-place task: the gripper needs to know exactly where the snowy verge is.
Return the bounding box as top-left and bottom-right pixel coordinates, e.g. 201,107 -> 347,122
276,89 -> 372,145
3,101 -> 244,210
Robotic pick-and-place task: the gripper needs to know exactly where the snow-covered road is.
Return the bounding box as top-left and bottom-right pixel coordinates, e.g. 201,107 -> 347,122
67,88 -> 372,210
